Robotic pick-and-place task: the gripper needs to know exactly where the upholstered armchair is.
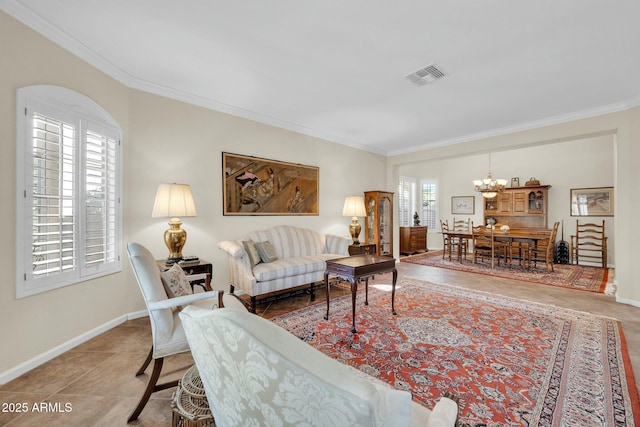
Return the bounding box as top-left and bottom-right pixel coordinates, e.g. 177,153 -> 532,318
180,305 -> 459,427
126,242 -> 244,422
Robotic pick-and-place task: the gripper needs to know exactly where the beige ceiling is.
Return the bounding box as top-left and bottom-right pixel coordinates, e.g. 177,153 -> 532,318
3,0 -> 639,155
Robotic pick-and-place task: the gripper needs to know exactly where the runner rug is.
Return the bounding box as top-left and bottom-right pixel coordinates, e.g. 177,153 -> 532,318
401,250 -> 610,294
271,278 -> 639,426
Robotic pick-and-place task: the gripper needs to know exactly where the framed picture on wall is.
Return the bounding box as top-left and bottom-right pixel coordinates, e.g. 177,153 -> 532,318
570,187 -> 614,216
222,152 -> 319,215
451,196 -> 475,215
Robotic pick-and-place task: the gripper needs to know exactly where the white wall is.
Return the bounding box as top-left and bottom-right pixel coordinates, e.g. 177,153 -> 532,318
399,135 -> 615,265
125,89 -> 387,288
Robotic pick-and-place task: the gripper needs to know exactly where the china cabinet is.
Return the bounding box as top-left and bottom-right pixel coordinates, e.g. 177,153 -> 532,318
483,185 -> 551,228
364,191 -> 394,257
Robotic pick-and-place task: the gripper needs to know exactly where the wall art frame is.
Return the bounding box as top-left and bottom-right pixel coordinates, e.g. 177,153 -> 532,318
451,196 -> 475,215
222,152 -> 319,215
570,187 -> 614,217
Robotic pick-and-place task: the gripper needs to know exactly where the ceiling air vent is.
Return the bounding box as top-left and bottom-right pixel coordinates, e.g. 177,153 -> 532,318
405,63 -> 447,87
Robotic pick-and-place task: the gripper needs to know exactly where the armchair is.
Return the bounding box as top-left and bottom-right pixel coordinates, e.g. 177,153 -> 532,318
126,242 -> 244,422
180,305 -> 459,427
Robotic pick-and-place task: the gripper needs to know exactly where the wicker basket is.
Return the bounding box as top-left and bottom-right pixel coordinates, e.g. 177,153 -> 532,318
525,177 -> 540,186
171,365 -> 215,427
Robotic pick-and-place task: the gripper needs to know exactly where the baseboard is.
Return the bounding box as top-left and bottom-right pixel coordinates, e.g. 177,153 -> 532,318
128,309 -> 149,320
0,311 -> 150,385
615,295 -> 640,308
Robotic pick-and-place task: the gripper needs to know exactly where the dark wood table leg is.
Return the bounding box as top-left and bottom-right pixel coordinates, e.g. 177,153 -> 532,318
391,268 -> 398,315
350,278 -> 357,333
323,271 -> 330,320
364,277 -> 369,305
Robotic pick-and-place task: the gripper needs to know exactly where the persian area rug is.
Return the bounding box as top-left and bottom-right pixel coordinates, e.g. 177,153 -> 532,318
401,250 -> 610,294
271,278 -> 639,426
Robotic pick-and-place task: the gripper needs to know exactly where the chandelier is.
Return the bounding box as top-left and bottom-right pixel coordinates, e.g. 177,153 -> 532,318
473,155 -> 508,199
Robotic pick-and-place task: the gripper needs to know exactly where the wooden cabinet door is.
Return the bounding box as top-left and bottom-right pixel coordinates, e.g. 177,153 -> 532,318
513,191 -> 527,213
497,192 -> 512,213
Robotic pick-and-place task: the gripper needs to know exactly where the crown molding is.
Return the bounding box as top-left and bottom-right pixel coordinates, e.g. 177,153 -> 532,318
4,0 -> 639,158
388,98 -> 640,156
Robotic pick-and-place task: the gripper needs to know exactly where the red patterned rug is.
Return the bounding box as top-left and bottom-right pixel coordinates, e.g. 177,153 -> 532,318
402,250 -> 610,293
272,278 -> 639,426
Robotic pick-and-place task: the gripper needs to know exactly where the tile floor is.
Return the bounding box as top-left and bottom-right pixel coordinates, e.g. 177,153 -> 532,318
1,261 -> 638,426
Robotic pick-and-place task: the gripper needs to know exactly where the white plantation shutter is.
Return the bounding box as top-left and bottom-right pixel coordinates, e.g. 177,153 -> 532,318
83,128 -> 119,273
421,180 -> 439,231
398,176 -> 416,227
17,86 -> 122,298
31,113 -> 77,282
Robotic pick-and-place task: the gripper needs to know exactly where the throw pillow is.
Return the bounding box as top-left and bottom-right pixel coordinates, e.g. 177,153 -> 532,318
160,263 -> 193,299
242,240 -> 262,267
255,240 -> 279,263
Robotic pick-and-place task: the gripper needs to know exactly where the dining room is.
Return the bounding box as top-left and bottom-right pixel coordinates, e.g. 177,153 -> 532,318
395,133 -> 614,269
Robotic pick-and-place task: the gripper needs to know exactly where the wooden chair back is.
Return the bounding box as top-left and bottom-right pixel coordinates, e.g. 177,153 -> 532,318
453,218 -> 470,232
571,220 -> 607,267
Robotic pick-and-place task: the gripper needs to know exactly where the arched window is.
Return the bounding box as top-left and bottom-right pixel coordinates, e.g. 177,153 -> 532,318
16,85 -> 122,298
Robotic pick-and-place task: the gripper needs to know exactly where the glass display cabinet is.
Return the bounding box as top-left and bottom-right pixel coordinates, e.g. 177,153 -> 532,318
364,191 -> 394,257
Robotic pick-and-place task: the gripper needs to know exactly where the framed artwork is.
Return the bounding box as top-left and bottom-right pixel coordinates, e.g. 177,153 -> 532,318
570,187 -> 614,216
451,196 -> 475,215
222,152 -> 319,215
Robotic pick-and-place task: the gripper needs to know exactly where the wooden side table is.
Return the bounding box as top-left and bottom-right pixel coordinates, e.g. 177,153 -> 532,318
348,243 -> 377,256
157,259 -> 213,292
324,255 -> 397,333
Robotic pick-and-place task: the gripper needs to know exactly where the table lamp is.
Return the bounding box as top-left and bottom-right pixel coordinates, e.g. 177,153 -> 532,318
342,195 -> 367,244
152,183 -> 197,261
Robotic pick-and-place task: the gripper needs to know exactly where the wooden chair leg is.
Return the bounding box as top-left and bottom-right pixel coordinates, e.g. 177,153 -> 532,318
128,357 -> 180,422
128,357 -> 164,422
135,347 -> 153,376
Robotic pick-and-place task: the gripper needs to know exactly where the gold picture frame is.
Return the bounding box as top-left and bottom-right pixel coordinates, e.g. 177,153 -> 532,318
222,152 -> 319,215
570,187 -> 614,217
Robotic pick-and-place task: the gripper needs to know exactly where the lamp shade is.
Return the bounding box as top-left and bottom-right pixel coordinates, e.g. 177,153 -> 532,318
152,183 -> 197,218
342,196 -> 367,217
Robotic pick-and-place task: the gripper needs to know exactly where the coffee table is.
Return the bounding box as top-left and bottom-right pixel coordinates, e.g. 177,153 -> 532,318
324,255 -> 397,333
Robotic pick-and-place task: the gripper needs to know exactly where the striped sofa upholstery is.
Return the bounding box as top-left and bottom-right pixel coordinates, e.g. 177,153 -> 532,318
217,225 -> 350,312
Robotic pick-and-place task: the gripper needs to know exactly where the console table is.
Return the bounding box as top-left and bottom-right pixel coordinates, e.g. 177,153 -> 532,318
324,255 -> 397,333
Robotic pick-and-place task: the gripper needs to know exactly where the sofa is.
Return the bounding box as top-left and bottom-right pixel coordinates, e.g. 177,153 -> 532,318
217,225 -> 351,312
180,305 -> 459,427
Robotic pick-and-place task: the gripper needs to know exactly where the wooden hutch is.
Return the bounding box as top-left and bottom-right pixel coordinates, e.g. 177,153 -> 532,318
483,185 -> 551,229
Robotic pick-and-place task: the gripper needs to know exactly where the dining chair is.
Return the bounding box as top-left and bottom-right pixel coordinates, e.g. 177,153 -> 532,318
441,219 -> 465,261
528,221 -> 560,272
452,217 -> 471,260
471,223 -> 508,268
570,220 -> 607,268
126,242 -> 245,422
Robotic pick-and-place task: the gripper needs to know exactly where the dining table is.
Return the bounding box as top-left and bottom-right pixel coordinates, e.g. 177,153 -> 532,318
443,227 -> 552,269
